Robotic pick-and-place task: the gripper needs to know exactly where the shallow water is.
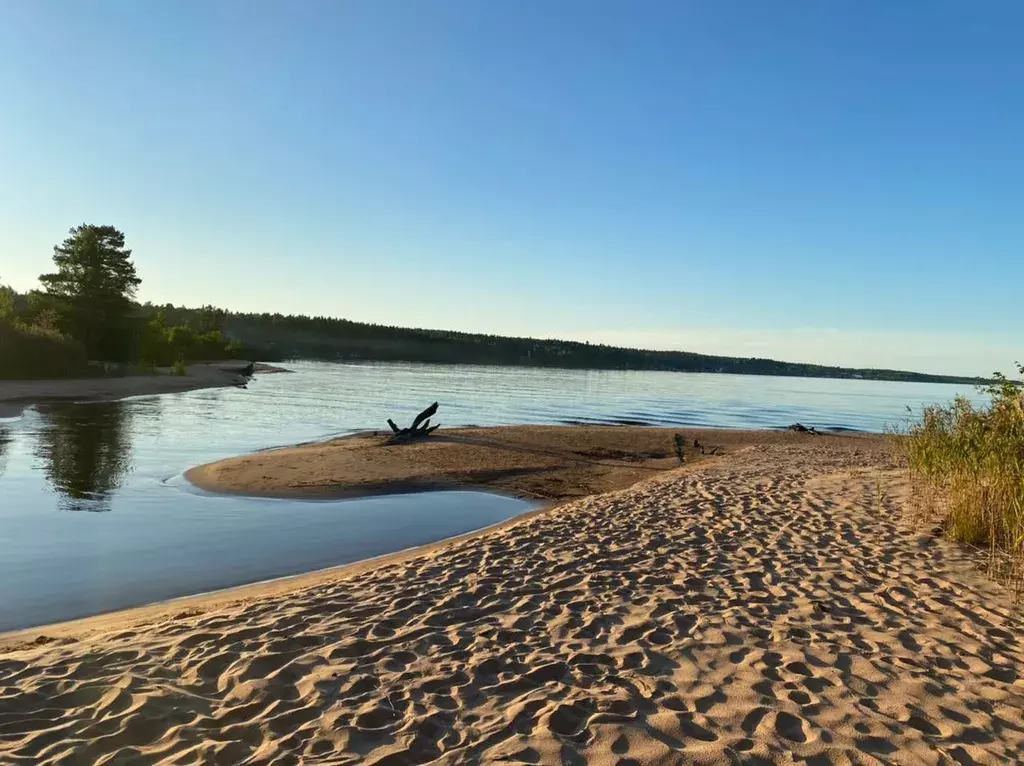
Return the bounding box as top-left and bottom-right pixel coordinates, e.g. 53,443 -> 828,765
0,487 -> 528,632
0,361 -> 981,631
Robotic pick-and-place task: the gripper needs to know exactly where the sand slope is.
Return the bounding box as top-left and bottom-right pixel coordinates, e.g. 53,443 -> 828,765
4,441 -> 1024,764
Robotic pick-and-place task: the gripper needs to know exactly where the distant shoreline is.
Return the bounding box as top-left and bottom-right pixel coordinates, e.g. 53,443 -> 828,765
116,302 -> 990,385
276,356 -> 989,386
0,361 -> 289,418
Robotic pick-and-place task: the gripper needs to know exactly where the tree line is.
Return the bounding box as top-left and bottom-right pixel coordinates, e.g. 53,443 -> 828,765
207,311 -> 983,384
1,225 -> 246,379
2,224 -> 987,385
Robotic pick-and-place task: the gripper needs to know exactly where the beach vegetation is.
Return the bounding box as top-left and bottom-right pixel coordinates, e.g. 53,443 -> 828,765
1,276 -> 90,379
900,363 -> 1024,586
0,319 -> 90,379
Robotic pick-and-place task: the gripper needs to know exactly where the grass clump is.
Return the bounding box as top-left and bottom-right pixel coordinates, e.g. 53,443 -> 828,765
171,359 -> 188,376
901,364 -> 1024,586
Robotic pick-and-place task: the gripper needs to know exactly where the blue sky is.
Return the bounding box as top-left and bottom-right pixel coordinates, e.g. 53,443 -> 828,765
1,1 -> 1021,376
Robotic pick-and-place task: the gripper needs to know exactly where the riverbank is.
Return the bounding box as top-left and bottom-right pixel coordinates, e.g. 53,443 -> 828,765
0,361 -> 289,417
6,436 -> 1024,763
185,424 -> 869,501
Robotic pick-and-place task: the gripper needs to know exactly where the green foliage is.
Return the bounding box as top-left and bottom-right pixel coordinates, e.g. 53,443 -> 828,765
139,311 -> 242,366
171,359 -> 188,376
39,224 -> 142,361
0,320 -> 90,379
4,231 -> 244,379
900,363 -> 1024,584
0,283 -> 14,320
1,277 -> 89,379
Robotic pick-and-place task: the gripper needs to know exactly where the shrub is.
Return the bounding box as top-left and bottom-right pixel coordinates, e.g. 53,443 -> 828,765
139,311 -> 243,366
0,320 -> 90,379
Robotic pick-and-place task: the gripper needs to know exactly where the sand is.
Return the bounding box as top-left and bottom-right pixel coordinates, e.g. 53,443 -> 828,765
185,425 -> 843,501
4,436 -> 1024,764
0,362 -> 288,417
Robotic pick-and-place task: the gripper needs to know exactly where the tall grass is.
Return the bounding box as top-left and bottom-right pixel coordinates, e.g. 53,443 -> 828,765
900,364 -> 1024,587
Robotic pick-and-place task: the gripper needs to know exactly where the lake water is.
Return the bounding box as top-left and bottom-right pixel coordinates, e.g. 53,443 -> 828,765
0,361 -> 982,631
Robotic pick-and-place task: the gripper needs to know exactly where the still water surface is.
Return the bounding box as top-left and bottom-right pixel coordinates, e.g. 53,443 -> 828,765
0,361 -> 982,631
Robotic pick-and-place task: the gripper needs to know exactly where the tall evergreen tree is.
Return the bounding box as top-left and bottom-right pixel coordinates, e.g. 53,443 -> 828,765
39,225 -> 141,360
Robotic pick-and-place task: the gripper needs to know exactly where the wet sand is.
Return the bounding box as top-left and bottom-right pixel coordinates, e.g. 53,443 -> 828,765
185,425 -> 845,501
5,435 -> 1024,763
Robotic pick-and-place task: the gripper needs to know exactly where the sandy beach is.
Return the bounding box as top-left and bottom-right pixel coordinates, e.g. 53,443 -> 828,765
4,433 -> 1024,764
0,362 -> 288,417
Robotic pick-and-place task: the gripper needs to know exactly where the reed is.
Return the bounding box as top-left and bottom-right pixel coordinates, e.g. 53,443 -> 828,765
900,365 -> 1024,589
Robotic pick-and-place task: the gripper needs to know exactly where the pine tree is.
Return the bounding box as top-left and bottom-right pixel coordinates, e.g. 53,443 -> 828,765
39,225 -> 142,360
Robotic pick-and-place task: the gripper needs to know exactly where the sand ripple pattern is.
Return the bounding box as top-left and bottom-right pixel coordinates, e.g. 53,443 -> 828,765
4,443 -> 1024,764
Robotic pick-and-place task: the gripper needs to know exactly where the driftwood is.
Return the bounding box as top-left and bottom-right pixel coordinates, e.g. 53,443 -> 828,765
386,402 -> 441,444
689,437 -> 721,456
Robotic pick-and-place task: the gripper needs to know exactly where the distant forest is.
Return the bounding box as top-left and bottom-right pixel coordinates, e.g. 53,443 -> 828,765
153,304 -> 985,385
0,224 -> 986,384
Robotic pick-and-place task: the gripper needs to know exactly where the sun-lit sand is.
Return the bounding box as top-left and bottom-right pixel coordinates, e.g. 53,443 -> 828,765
4,435 -> 1024,763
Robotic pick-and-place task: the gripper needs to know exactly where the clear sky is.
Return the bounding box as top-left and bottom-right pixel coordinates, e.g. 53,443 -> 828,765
1,1 -> 1021,376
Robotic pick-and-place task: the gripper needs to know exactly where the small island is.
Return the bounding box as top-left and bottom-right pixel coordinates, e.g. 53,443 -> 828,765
186,424 -> 885,502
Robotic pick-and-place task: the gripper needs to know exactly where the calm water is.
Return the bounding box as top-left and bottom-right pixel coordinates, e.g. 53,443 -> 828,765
0,361 -> 982,631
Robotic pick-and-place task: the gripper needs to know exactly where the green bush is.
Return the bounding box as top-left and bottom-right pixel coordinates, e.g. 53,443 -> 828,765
0,320 -> 90,379
139,312 -> 243,366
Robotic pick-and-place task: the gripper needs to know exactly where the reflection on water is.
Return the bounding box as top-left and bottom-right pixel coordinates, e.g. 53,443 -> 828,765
0,424 -> 10,478
33,401 -> 137,511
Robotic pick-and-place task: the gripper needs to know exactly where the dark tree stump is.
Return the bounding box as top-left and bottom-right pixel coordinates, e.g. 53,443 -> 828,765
386,402 -> 442,444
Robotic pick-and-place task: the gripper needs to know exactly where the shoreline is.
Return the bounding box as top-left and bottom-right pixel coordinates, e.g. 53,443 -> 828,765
7,426 -> 845,641
0,361 -> 289,417
0,496 -> 554,646
185,424 -> 873,502
6,436 -> 1024,762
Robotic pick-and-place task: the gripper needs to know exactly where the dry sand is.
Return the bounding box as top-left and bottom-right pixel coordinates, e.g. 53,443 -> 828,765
4,436 -> 1024,764
0,362 -> 288,418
